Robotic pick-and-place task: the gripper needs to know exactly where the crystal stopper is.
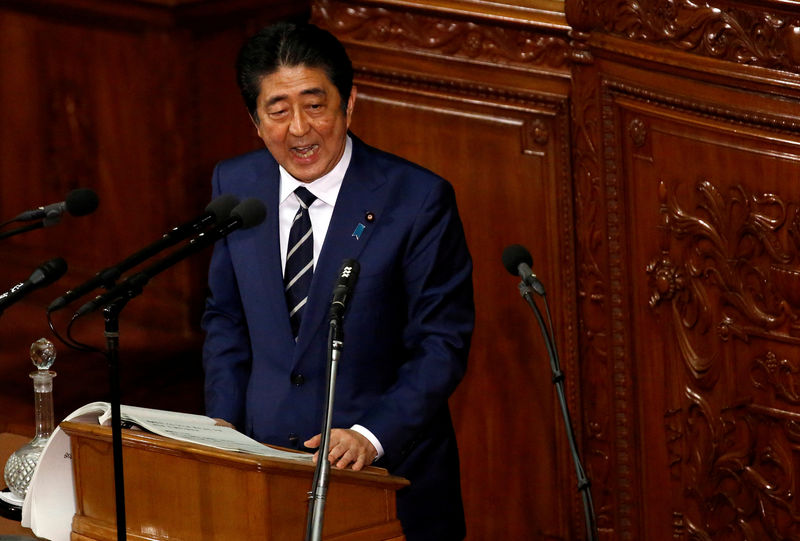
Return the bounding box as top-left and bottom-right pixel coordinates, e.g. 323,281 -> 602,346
30,337 -> 56,370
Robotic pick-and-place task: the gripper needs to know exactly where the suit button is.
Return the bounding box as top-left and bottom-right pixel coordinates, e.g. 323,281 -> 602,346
288,433 -> 299,448
291,373 -> 305,386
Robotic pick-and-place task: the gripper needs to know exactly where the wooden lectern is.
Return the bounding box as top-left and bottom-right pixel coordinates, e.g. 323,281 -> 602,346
61,421 -> 409,541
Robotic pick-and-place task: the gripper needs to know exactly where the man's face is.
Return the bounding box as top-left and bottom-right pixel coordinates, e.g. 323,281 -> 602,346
253,65 -> 355,183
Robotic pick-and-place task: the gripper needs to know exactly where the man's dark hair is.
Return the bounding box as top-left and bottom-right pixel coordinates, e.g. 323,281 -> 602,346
236,21 -> 354,120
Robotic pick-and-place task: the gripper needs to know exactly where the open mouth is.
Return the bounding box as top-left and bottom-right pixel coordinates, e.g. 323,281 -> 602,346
292,144 -> 318,159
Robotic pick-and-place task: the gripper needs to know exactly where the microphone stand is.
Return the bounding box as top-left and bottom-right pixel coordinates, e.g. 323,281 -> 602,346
0,222 -> 44,240
102,299 -> 128,541
88,277 -> 155,541
518,281 -> 598,541
305,317 -> 343,541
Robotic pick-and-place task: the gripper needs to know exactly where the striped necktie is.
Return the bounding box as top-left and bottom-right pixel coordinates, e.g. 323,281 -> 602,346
284,186 -> 317,337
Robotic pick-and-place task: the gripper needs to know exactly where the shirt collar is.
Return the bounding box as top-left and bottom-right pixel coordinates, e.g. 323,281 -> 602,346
279,135 -> 352,207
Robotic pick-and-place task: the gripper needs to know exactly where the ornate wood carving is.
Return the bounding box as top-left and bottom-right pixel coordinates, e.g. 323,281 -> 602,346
353,64 -> 569,111
313,0 -> 571,70
752,351 -> 800,403
565,0 -> 800,538
627,117 -> 647,148
523,118 -> 550,151
571,62 -> 624,537
569,0 -> 800,73
650,176 -> 800,538
598,78 -> 640,541
666,396 -> 800,540
646,255 -> 683,308
651,180 -> 800,349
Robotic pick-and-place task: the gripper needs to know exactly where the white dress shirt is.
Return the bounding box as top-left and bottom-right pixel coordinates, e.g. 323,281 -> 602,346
277,136 -> 384,462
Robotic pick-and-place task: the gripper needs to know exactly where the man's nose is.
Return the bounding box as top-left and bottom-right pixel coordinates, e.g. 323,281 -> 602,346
289,109 -> 310,136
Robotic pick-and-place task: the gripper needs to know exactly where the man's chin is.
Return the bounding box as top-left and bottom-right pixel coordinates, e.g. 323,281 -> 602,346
285,163 -> 327,183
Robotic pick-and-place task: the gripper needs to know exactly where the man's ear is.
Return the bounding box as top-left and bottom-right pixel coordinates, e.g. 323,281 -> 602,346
249,111 -> 265,139
345,85 -> 357,128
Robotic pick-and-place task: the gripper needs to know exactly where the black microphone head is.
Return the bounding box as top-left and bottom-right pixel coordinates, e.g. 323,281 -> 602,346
64,188 -> 99,217
230,198 -> 267,229
330,259 -> 360,320
205,194 -> 240,222
30,257 -> 68,286
502,244 -> 533,276
337,259 -> 360,286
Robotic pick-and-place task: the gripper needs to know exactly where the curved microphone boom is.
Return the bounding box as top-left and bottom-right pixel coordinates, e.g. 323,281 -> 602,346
502,243 -> 598,541
73,197 -> 266,318
48,194 -> 239,313
0,258 -> 68,316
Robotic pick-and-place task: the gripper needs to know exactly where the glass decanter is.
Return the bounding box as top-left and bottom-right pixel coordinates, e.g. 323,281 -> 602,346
3,338 -> 57,500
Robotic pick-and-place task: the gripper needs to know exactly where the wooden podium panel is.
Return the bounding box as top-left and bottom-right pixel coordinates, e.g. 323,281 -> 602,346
61,422 -> 408,541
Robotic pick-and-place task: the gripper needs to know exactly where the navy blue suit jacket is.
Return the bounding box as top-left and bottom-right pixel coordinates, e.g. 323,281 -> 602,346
201,135 -> 474,540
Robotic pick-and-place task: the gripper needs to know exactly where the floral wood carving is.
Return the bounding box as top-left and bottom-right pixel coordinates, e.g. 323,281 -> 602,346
751,351 -> 800,404
653,180 -> 800,538
524,118 -> 550,150
583,0 -> 800,73
646,256 -> 683,308
653,180 -> 800,344
628,117 -> 647,148
667,388 -> 800,540
313,0 -> 571,70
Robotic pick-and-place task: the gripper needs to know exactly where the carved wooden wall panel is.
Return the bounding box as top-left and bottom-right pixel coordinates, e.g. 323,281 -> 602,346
312,1 -> 579,539
623,91 -> 800,540
569,57 -> 619,539
569,2 -> 800,536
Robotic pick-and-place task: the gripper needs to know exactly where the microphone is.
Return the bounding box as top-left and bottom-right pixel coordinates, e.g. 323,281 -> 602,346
0,258 -> 68,315
307,259 -> 360,541
48,194 -> 239,313
73,197 -> 266,318
329,259 -> 360,320
14,188 -> 99,226
501,244 -> 545,296
502,244 -> 599,540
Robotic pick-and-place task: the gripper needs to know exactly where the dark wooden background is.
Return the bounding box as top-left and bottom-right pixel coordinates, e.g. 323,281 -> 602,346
3,0 -> 800,539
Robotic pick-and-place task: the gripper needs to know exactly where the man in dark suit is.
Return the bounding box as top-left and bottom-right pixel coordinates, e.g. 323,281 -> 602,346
201,21 -> 474,540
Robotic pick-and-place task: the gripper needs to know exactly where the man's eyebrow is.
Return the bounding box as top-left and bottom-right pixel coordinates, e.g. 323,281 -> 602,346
300,87 -> 327,98
264,88 -> 327,108
265,94 -> 288,108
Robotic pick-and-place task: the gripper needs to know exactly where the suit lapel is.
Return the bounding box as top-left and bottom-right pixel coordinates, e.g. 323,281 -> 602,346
293,138 -> 389,362
235,154 -> 296,357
